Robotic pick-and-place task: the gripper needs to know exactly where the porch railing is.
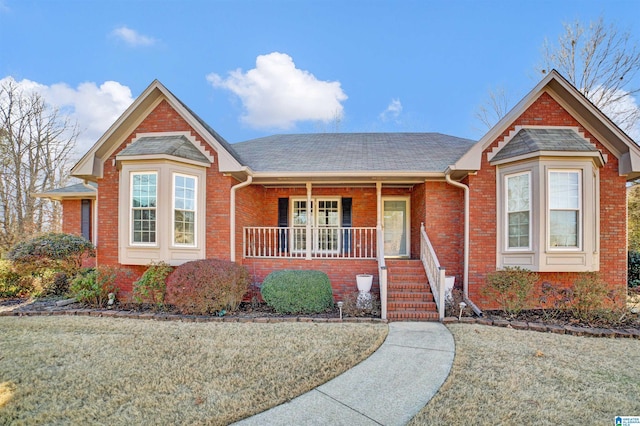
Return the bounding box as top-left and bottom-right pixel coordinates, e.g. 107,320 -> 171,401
420,223 -> 445,321
243,226 -> 377,259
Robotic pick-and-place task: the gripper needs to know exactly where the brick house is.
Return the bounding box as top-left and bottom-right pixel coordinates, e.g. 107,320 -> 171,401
39,70 -> 640,320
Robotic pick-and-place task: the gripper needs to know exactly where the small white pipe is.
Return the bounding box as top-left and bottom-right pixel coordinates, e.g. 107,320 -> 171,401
230,174 -> 253,262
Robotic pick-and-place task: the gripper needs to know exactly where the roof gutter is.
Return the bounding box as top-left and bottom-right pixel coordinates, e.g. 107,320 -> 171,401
230,171 -> 253,262
445,170 -> 482,317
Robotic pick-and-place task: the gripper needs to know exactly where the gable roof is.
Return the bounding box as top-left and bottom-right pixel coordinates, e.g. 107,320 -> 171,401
231,133 -> 476,174
117,135 -> 211,165
451,70 -> 640,180
70,80 -> 245,181
490,128 -> 598,162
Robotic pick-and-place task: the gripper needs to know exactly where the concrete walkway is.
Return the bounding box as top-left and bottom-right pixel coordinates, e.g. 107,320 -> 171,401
234,322 -> 455,426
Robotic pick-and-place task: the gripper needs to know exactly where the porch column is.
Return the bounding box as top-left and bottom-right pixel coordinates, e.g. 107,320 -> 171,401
376,181 -> 382,259
306,182 -> 312,260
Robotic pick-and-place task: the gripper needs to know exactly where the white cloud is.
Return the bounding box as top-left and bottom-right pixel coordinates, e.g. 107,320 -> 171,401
207,52 -> 347,129
111,26 -> 156,47
379,98 -> 403,122
0,76 -> 134,155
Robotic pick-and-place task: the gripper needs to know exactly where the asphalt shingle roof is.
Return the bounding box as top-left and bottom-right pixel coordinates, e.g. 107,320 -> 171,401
231,133 -> 477,173
491,128 -> 597,162
118,135 -> 210,163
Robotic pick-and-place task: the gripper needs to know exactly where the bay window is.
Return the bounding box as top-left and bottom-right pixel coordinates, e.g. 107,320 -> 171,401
496,160 -> 599,272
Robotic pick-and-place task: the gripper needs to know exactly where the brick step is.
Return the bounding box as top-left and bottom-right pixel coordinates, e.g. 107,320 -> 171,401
385,259 -> 422,266
387,311 -> 440,321
387,266 -> 426,274
389,281 -> 429,289
388,291 -> 434,301
388,301 -> 437,311
388,273 -> 428,282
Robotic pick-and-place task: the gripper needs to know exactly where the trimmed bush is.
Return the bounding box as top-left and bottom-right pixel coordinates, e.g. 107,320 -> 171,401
165,259 -> 250,315
261,270 -> 334,314
133,262 -> 173,307
69,266 -> 121,307
6,233 -> 94,274
482,266 -> 538,317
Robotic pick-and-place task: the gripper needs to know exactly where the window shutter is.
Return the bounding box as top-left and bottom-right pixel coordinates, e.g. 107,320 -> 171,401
278,198 -> 289,252
341,198 -> 352,253
81,199 -> 91,241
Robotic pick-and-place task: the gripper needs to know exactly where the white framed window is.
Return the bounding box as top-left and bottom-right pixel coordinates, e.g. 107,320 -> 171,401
505,172 -> 531,250
173,173 -> 197,246
131,172 -> 157,245
291,198 -> 340,253
548,170 -> 581,249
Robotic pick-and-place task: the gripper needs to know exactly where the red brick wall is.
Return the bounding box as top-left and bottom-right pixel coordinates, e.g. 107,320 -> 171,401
423,181 -> 465,289
243,258 -> 379,302
468,92 -> 627,309
97,99 -> 234,293
62,200 -> 82,236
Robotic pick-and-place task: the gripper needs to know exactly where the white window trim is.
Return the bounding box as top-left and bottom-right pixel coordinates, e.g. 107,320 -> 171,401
172,172 -> 198,248
505,171 -> 532,251
547,169 -> 582,251
130,171 -> 158,247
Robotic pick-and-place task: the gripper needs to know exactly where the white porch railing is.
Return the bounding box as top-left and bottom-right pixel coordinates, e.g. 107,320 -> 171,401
420,223 -> 446,320
243,226 -> 377,259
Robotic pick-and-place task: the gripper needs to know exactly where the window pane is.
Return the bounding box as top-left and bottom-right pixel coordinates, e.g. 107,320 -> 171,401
174,175 -> 196,245
508,211 -> 530,248
550,210 -> 578,247
550,172 -> 579,209
132,173 -> 157,244
506,173 -> 530,249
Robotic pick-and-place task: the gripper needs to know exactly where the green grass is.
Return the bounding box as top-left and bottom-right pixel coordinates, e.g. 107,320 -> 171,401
410,324 -> 640,425
0,316 -> 387,425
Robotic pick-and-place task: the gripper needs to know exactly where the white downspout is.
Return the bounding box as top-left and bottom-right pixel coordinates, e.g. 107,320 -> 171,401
445,171 -> 481,316
230,174 -> 253,262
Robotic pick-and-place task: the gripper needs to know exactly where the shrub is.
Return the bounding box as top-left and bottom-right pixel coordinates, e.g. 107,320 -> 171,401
482,266 -> 538,317
261,270 -> 334,314
6,233 -> 95,274
165,259 -> 250,315
132,262 -> 173,308
0,259 -> 26,298
628,251 -> 640,288
69,266 -> 121,307
570,272 -> 610,320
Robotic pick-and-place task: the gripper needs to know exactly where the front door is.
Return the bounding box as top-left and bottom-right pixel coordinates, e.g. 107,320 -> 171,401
383,198 -> 410,257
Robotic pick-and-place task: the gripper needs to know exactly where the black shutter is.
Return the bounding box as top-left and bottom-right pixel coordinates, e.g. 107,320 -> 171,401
278,198 -> 289,252
81,199 -> 91,241
341,198 -> 352,253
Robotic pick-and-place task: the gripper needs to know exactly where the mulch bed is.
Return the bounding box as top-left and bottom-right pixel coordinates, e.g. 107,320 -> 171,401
0,297 -> 382,323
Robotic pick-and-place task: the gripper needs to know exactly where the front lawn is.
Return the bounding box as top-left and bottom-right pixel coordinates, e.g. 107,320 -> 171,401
411,324 -> 640,425
0,316 -> 387,425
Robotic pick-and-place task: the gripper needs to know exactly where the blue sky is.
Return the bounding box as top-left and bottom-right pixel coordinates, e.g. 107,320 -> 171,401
1,0 -> 639,156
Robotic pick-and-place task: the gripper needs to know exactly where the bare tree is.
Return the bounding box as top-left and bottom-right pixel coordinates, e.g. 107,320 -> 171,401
474,86 -> 511,131
0,78 -> 78,251
540,17 -> 640,134
476,17 -> 640,136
